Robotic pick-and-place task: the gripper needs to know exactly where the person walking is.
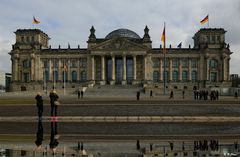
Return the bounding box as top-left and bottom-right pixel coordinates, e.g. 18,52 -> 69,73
49,90 -> 59,117
35,92 -> 43,120
137,91 -> 140,100
81,90 -> 84,99
182,90 -> 185,99
169,90 -> 174,99
150,90 -> 153,98
235,91 -> 238,99
77,90 -> 80,99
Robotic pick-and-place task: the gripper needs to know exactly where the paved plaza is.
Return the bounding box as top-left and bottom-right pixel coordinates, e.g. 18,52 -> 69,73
0,90 -> 240,156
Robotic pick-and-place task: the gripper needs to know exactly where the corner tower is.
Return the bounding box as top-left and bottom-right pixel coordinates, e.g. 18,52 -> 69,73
13,29 -> 50,50
193,28 -> 226,49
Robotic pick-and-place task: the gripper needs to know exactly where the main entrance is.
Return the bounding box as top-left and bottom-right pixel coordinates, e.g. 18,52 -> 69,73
106,57 -> 133,84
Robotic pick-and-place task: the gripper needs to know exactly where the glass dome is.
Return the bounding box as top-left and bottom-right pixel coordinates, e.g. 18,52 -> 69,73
105,28 -> 141,39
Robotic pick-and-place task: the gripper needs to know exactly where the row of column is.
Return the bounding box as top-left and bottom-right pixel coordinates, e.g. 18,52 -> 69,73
91,55 -> 137,83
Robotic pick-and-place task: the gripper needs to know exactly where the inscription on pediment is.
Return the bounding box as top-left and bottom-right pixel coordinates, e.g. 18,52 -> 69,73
93,39 -> 147,51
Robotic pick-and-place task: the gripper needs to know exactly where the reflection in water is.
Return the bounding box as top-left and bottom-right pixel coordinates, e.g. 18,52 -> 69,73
35,120 -> 43,148
49,121 -> 60,155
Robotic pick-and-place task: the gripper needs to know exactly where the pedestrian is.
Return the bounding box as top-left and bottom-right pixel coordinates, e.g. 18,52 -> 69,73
169,90 -> 174,99
235,92 -> 238,99
49,90 -> 59,117
77,90 -> 80,99
35,92 -> 43,119
169,142 -> 174,151
182,90 -> 185,99
137,91 -> 140,100
136,140 -> 140,150
216,90 -> 219,100
81,90 -> 84,99
150,90 -> 153,98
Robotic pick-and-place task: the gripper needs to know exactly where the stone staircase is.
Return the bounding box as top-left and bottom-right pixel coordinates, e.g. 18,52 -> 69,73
84,85 -> 144,98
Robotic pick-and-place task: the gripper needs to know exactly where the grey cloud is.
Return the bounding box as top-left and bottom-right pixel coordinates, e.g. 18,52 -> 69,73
0,0 -> 239,74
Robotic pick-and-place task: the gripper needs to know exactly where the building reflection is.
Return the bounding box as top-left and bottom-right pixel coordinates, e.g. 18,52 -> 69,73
49,121 -> 60,156
35,120 -> 43,149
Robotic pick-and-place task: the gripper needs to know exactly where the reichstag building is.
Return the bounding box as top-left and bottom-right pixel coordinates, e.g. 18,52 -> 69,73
9,26 -> 232,91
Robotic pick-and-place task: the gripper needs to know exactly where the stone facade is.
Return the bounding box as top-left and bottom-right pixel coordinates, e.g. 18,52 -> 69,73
9,26 -> 232,91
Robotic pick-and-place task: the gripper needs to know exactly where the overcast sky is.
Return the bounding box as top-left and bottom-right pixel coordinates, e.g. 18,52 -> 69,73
0,0 -> 239,74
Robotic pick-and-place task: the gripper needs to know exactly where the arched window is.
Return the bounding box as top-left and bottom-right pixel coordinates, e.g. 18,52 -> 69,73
192,71 -> 197,82
53,71 -> 58,82
81,71 -> 87,82
172,71 -> 178,82
182,71 -> 188,81
72,71 -> 77,82
209,59 -> 218,69
153,71 -> 160,82
62,71 -> 68,82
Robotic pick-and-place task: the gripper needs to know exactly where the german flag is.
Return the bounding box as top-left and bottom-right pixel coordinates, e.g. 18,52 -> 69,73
161,26 -> 165,45
200,15 -> 209,24
32,16 -> 40,24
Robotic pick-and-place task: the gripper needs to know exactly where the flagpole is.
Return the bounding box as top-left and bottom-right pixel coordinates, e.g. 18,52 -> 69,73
208,14 -> 210,28
163,22 -> 166,95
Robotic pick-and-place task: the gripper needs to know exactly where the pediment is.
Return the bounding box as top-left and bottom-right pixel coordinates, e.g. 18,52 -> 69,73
90,38 -> 149,51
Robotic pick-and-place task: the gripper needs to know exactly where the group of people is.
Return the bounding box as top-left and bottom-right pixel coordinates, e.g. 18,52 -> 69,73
77,90 -> 84,99
35,90 -> 59,119
34,90 -> 60,154
193,90 -> 219,101
194,140 -> 219,151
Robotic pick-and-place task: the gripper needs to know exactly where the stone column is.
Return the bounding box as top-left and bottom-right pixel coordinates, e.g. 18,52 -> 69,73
178,59 -> 182,81
39,58 -> 43,81
30,55 -> 35,81
110,55 -> 115,85
78,59 -> 81,82
100,56 -> 106,85
159,59 -> 163,81
169,58 -> 172,81
14,57 -> 19,81
199,56 -> 204,81
188,59 -> 192,81
133,55 -> 137,80
122,55 -> 127,85
49,59 -> 52,81
12,58 -> 17,81
206,58 -> 209,81
58,59 -> 62,82
67,59 -> 71,82
91,56 -> 95,81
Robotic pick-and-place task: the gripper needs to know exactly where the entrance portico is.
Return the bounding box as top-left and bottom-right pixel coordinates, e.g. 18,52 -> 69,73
92,55 -> 138,85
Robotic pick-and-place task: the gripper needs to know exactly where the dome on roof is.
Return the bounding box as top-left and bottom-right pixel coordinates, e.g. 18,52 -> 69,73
105,28 -> 141,39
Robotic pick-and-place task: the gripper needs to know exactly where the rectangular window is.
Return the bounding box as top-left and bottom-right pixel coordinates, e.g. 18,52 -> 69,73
182,59 -> 188,68
21,36 -> 24,42
207,36 -> 210,42
191,59 -> 197,68
43,60 -> 49,68
23,60 -> 31,68
212,36 -> 216,43
152,58 -> 160,68
172,59 -> 178,68
71,60 -> 77,68
23,73 -> 30,83
217,35 -> 220,42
